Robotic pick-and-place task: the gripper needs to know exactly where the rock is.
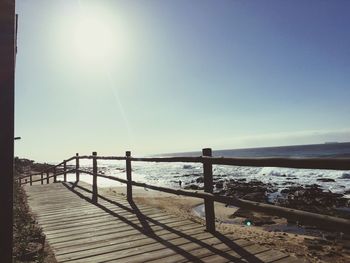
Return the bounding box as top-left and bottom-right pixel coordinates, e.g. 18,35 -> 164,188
196,177 -> 204,183
277,184 -> 349,218
305,184 -> 321,188
224,179 -> 277,204
280,186 -> 304,194
236,178 -> 246,182
184,184 -> 199,190
215,181 -> 224,189
182,173 -> 202,177
243,192 -> 267,202
340,173 -> 350,179
281,181 -> 297,186
317,178 -> 336,182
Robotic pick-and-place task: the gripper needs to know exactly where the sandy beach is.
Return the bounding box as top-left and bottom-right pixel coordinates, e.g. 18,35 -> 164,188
99,185 -> 349,263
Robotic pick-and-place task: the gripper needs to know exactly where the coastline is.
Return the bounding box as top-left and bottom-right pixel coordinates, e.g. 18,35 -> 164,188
17,151 -> 350,263
100,185 -> 350,263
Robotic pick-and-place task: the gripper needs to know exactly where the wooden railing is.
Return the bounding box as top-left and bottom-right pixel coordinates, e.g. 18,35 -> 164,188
18,148 -> 350,234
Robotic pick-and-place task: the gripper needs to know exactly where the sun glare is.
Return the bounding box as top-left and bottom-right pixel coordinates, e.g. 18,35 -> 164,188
55,3 -> 129,70
73,17 -> 114,61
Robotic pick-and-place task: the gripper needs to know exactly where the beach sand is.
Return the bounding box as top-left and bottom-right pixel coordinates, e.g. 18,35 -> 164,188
100,185 -> 350,263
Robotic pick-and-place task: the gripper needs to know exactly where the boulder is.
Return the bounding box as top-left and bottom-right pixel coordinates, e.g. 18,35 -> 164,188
215,181 -> 224,189
196,177 -> 204,183
316,178 -> 336,182
277,184 -> 349,217
184,184 -> 199,190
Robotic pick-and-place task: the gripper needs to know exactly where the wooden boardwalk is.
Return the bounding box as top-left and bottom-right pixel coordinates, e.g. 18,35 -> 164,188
25,182 -> 299,263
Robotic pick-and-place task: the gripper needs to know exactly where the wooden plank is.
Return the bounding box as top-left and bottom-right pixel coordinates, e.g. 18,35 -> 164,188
48,216 -> 188,244
56,226 -> 207,262
37,205 -> 160,223
51,218 -> 201,250
147,239 -> 254,263
24,182 -> 297,263
272,256 -> 304,263
198,244 -> 270,263
45,214 -> 179,237
38,207 -> 161,225
254,249 -> 290,262
55,225 -> 203,257
79,236 -> 219,263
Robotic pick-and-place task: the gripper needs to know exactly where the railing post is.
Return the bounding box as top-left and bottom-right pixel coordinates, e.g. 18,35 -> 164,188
126,151 -> 132,202
202,148 -> 215,233
63,160 -> 67,182
76,153 -> 80,182
53,167 -> 57,183
46,171 -> 49,184
41,172 -> 43,185
92,151 -> 98,203
30,174 -> 32,186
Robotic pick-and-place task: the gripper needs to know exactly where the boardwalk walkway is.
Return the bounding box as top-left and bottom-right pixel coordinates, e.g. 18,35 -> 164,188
25,182 -> 299,263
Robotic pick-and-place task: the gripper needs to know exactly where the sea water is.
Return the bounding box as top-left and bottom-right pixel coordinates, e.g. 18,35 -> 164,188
64,142 -> 350,197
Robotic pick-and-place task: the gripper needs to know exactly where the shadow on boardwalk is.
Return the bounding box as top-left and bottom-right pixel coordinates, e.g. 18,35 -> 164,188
58,181 -> 282,263
24,182 -> 298,262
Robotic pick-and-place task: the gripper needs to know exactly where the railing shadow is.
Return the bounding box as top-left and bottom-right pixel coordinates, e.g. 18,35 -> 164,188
62,182 -> 266,263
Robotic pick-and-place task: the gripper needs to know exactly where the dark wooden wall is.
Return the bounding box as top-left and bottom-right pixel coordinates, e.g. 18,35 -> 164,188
0,0 -> 16,261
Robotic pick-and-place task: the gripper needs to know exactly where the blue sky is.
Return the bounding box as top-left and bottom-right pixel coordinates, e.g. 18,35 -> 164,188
15,0 -> 350,161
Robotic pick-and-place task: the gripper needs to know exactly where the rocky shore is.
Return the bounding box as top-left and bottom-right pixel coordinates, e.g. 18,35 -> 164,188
180,175 -> 350,262
184,175 -> 350,222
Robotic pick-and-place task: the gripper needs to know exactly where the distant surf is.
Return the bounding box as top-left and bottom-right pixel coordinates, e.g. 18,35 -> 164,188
72,142 -> 350,199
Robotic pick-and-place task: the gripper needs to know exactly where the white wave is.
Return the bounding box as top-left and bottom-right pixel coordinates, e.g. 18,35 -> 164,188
77,160 -> 350,195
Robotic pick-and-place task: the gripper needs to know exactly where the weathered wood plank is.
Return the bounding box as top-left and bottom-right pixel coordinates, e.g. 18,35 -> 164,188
147,239 -> 255,263
55,225 -> 203,257
45,214 -> 181,237
48,216 -> 191,245
24,182 -> 299,263
57,227 -> 208,262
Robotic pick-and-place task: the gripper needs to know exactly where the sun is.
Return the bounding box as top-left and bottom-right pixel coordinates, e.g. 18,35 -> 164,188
73,16 -> 115,62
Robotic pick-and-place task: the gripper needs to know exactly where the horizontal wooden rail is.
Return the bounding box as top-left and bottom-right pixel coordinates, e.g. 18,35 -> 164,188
18,156 -> 76,180
18,169 -> 75,185
129,156 -> 350,170
208,157 -> 350,170
19,171 -> 45,178
20,154 -> 350,182
129,156 -> 201,163
76,155 -> 350,171
74,168 -> 350,234
20,149 -> 350,234
78,155 -> 127,161
55,156 -> 76,167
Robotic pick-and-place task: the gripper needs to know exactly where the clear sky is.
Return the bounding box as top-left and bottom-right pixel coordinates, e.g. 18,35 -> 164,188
15,0 -> 350,161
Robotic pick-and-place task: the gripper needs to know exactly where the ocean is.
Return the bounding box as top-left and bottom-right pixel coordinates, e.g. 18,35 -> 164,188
164,142 -> 350,158
65,142 -> 350,197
